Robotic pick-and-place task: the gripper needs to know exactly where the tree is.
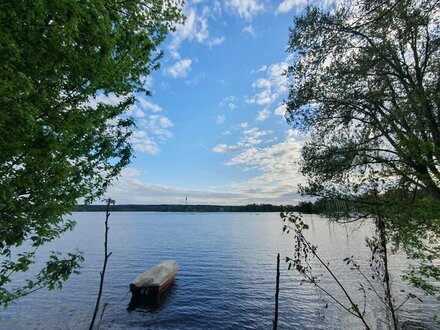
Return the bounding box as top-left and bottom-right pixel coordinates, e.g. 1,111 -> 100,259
0,0 -> 183,306
285,0 -> 440,294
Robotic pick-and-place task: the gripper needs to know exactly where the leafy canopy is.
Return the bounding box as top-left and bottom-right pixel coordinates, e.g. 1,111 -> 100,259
0,0 -> 183,306
285,0 -> 440,293
287,0 -> 440,196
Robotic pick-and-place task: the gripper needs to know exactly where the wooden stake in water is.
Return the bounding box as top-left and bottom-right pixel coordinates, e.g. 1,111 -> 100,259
273,253 -> 280,330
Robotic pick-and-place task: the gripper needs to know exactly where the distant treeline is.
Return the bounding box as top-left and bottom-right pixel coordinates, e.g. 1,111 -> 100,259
74,203 -> 318,213
76,190 -> 436,215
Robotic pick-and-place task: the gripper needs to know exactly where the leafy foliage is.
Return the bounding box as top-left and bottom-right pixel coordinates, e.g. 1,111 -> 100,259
0,251 -> 84,307
281,211 -> 425,329
287,0 -> 440,198
0,0 -> 183,306
285,0 -> 440,294
282,212 -> 372,328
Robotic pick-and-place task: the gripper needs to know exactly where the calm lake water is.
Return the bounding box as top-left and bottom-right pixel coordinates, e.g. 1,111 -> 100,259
1,212 -> 438,329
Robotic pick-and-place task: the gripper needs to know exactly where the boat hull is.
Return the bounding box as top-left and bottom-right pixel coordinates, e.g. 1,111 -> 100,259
130,260 -> 178,299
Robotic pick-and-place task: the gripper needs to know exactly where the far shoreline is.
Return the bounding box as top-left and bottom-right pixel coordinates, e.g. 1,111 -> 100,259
74,204 -> 308,213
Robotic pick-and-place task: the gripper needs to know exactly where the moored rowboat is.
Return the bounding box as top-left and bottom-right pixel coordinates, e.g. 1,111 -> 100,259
130,260 -> 178,298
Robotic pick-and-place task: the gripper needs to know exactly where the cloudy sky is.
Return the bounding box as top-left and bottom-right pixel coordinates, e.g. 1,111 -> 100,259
102,0 -> 334,205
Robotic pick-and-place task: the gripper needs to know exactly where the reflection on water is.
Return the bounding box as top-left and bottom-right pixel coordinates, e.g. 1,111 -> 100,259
127,283 -> 177,312
1,212 -> 438,329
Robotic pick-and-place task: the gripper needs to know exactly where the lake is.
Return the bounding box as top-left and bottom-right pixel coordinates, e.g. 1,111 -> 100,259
1,212 -> 438,329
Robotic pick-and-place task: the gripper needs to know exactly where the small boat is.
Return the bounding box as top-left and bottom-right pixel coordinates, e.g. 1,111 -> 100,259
130,260 -> 178,299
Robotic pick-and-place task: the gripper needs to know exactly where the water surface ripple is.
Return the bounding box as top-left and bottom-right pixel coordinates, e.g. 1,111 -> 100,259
1,212 -> 438,329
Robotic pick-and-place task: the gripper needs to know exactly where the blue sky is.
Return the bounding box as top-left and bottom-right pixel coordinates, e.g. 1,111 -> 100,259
99,0 -> 334,205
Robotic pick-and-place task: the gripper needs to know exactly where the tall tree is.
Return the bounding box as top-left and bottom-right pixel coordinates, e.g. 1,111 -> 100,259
285,0 -> 440,293
0,0 -> 183,306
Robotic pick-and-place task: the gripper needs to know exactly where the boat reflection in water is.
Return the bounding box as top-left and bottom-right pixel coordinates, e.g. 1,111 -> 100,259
127,282 -> 177,312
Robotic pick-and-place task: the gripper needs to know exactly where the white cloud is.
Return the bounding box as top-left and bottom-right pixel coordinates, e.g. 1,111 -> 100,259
109,129 -> 308,204
126,105 -> 146,118
248,61 -> 289,105
226,0 -> 264,20
169,8 -> 208,58
130,131 -> 160,155
137,114 -> 174,143
107,167 -> 302,205
253,65 -> 267,73
166,58 -> 193,78
213,143 -> 241,153
225,135 -> 306,199
213,125 -> 274,154
158,116 -> 173,128
207,36 -> 226,48
87,93 -> 173,155
286,128 -> 304,139
106,165 -> 303,205
138,99 -> 163,113
86,93 -> 128,109
209,121 -> 308,203
128,112 -> 174,155
129,99 -> 174,154
109,127 -> 309,204
256,109 -> 271,121
141,76 -> 154,90
275,0 -> 340,14
106,168 -> 246,204
240,127 -> 273,146
248,90 -> 272,105
268,62 -> 289,91
216,114 -> 226,124
274,104 -> 287,116
252,78 -> 271,89
219,95 -> 237,110
169,5 -> 224,59
275,0 -> 304,14
242,24 -> 256,37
